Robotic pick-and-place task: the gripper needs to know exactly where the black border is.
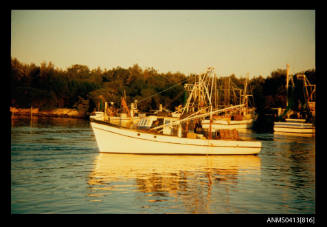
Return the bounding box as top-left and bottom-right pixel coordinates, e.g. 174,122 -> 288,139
6,7 -> 322,225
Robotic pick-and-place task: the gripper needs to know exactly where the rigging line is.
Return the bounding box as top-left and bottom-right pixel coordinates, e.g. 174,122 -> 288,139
137,77 -> 190,103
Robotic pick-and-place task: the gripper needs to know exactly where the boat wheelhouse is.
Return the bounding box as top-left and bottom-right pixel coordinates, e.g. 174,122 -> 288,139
273,64 -> 316,136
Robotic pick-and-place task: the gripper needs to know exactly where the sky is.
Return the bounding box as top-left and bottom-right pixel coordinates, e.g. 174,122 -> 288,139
11,10 -> 315,78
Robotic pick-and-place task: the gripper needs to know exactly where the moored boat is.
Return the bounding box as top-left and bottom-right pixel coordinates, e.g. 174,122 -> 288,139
196,71 -> 255,132
273,64 -> 315,137
202,118 -> 253,131
274,119 -> 315,136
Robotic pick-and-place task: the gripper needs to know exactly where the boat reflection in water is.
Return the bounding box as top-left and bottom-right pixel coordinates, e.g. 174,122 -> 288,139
88,153 -> 261,213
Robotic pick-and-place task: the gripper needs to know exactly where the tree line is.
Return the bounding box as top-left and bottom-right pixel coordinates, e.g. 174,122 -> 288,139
10,58 -> 316,121
10,58 -> 187,113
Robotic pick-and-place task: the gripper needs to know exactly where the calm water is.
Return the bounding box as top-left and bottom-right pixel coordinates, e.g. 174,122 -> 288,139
11,117 -> 315,214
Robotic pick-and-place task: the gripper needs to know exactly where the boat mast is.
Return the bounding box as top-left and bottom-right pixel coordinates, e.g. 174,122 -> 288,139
243,73 -> 249,115
286,64 -> 290,107
209,68 -> 215,139
209,104 -> 213,139
182,67 -> 213,115
215,73 -> 218,109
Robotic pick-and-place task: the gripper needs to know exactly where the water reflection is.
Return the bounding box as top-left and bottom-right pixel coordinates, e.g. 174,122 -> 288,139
88,154 -> 261,213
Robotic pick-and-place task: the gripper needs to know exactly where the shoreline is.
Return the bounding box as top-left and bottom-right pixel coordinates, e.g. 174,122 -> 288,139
10,107 -> 89,120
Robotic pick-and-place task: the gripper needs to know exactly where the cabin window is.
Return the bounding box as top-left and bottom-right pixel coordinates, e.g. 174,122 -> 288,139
139,118 -> 147,127
164,119 -> 171,125
138,119 -> 143,126
143,119 -> 148,126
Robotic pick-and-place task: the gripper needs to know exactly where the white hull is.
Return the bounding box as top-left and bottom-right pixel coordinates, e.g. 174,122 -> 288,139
90,120 -> 261,155
274,121 -> 315,136
202,119 -> 253,130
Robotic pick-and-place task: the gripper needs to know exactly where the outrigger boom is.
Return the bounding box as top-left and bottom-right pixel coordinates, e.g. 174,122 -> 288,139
151,104 -> 245,131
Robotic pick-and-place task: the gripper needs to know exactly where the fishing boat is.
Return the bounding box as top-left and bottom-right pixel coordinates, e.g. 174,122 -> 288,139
273,64 -> 316,136
90,67 -> 262,155
188,70 -> 255,132
201,117 -> 253,131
